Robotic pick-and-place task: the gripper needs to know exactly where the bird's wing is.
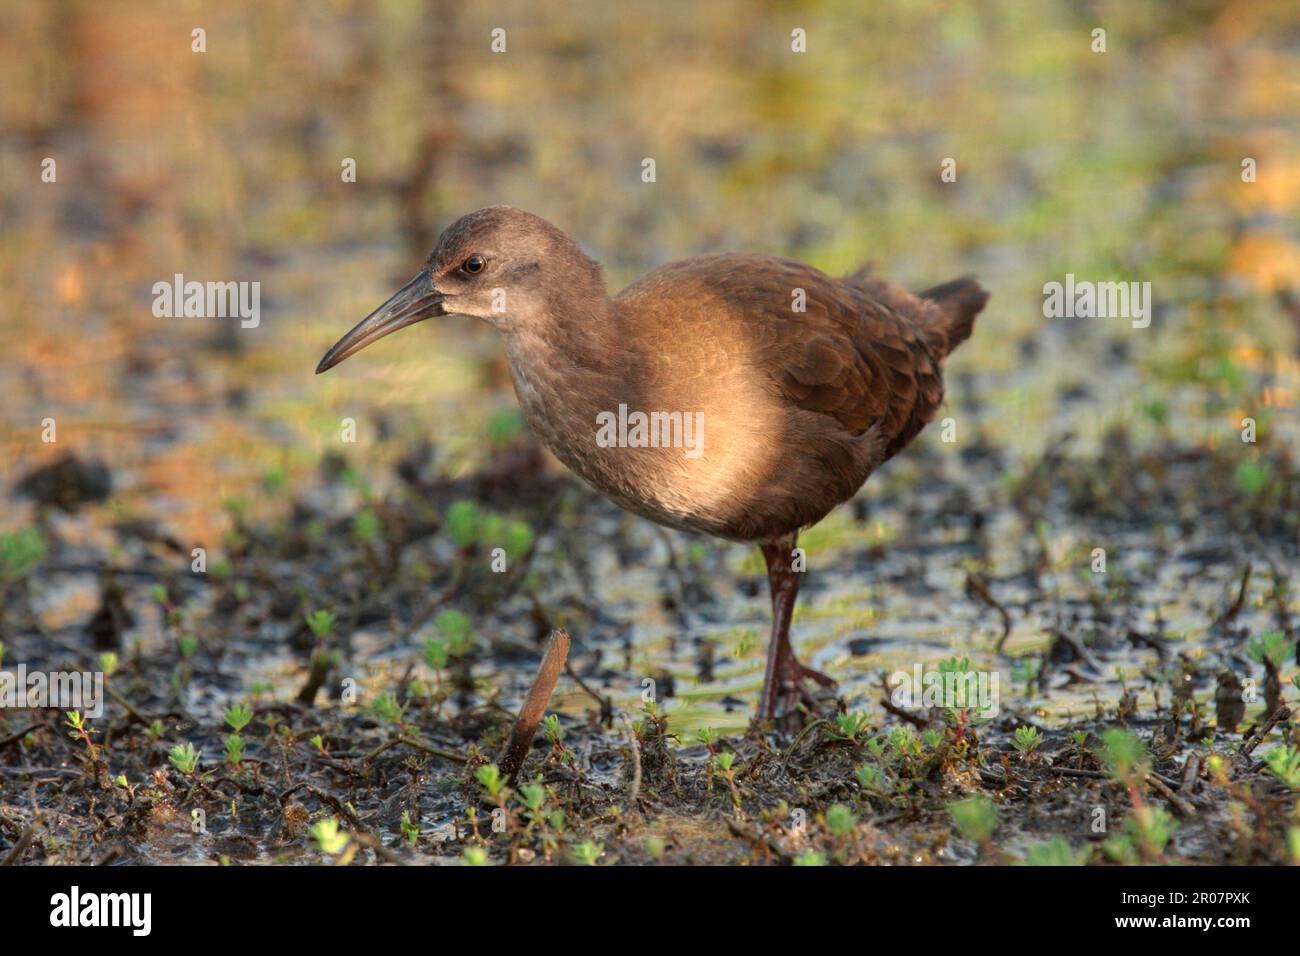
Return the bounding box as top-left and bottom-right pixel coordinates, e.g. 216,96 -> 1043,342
709,255 -> 946,455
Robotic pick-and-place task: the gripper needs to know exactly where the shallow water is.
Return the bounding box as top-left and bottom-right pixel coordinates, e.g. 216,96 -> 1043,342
2,0 -> 1297,742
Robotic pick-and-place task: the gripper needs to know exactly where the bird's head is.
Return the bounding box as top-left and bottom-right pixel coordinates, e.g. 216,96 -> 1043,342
316,206 -> 604,374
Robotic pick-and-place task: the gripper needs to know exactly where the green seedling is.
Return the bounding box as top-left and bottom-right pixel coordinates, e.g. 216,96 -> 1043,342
542,713 -> 564,747
445,501 -> 482,549
371,692 -> 405,725
713,751 -> 742,815
1264,744 -> 1300,789
168,741 -> 200,775
462,845 -> 489,866
1248,630 -> 1294,669
828,710 -> 871,742
475,763 -> 505,798
305,609 -> 336,639
824,804 -> 857,838
569,841 -> 602,866
352,508 -> 380,543
311,817 -> 350,856
0,527 -> 47,582
224,702 -> 254,733
65,711 -> 100,764
435,609 -> 474,656
853,763 -> 893,796
400,810 -> 420,845
98,652 -> 119,678
1023,836 -> 1089,866
948,795 -> 997,845
423,637 -> 449,672
1013,725 -> 1043,756
502,520 -> 535,561
1104,805 -> 1176,865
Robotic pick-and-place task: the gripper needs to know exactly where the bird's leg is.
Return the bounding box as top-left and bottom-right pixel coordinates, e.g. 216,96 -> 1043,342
757,534 -> 835,722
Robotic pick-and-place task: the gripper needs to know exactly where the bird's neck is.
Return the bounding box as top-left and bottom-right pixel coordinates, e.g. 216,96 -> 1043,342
501,294 -> 649,475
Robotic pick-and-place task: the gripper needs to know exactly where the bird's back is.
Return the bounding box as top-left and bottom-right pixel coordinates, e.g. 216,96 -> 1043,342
605,254 -> 988,539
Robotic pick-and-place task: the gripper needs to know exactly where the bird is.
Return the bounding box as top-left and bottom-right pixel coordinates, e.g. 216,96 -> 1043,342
317,206 -> 988,722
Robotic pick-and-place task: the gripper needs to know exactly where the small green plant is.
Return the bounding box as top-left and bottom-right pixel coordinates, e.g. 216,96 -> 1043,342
1013,725 -> 1043,756
793,851 -> 827,866
98,652 -> 119,677
1234,459 -> 1269,496
0,527 -> 47,582
224,702 -> 254,733
400,810 -> 420,845
462,845 -> 489,866
1264,744 -> 1300,789
423,637 -> 449,672
224,734 -> 245,766
305,609 -> 336,639
475,763 -> 505,798
1104,806 -> 1176,864
829,710 -> 871,742
311,817 -> 350,855
1248,630 -> 1295,669
644,835 -> 666,860
711,751 -> 743,816
65,711 -> 100,765
445,501 -> 482,549
371,692 -> 405,725
485,408 -> 525,446
1023,836 -> 1089,866
542,714 -> 564,747
948,795 -> 997,845
352,508 -> 381,543
569,840 -> 603,865
824,804 -> 858,838
435,609 -> 474,656
853,763 -> 893,796
502,520 -> 535,561
168,741 -> 200,775
1100,728 -> 1147,780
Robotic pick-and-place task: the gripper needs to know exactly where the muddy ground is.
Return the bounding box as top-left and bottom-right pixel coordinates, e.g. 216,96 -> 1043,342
2,421 -> 1297,866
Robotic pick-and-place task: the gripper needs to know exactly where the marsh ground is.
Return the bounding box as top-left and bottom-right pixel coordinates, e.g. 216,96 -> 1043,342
1,0 -> 1298,864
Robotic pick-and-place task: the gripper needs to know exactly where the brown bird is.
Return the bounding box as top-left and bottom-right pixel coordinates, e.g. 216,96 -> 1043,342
317,206 -> 988,721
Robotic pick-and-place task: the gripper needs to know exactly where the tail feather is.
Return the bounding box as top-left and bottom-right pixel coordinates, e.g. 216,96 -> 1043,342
916,276 -> 988,359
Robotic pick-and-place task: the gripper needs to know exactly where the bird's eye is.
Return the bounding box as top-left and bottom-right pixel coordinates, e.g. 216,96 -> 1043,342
461,255 -> 486,275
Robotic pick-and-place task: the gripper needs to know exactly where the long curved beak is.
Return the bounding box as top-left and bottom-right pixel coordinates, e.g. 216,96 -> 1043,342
316,272 -> 445,374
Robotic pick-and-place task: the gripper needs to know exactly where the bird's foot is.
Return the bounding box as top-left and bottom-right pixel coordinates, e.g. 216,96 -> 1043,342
760,653 -> 838,727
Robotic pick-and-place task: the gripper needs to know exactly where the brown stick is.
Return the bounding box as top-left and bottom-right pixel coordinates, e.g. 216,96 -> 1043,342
499,629 -> 570,783
965,572 -> 1013,651
1211,562 -> 1251,630
1241,704 -> 1292,757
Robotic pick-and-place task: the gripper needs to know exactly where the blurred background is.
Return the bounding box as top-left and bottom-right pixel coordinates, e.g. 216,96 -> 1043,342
1,0 -> 1297,731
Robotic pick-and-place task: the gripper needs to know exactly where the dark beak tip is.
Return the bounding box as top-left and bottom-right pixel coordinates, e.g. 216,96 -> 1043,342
314,271 -> 439,379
